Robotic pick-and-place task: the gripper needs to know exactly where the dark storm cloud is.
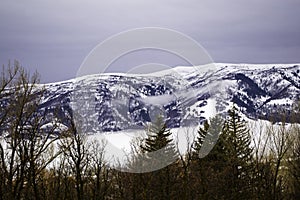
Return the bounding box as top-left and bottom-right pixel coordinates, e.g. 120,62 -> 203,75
0,0 -> 299,82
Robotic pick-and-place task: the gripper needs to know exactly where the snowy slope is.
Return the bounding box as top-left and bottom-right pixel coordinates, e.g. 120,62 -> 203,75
26,63 -> 300,133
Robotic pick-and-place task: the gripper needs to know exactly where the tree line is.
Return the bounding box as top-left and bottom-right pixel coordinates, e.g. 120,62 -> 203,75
0,62 -> 299,200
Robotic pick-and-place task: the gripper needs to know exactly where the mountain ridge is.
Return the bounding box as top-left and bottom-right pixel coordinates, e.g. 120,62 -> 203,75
42,63 -> 300,85
34,63 -> 300,133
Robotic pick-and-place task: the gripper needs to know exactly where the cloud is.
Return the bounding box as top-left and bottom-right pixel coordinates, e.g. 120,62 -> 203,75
0,0 -> 299,82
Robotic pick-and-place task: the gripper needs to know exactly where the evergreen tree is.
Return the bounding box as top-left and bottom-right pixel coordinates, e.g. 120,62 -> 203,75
139,115 -> 178,171
195,106 -> 254,199
192,115 -> 229,199
188,115 -> 223,199
194,115 -> 225,159
223,106 -> 253,163
193,120 -> 209,153
222,105 -> 254,198
132,115 -> 179,200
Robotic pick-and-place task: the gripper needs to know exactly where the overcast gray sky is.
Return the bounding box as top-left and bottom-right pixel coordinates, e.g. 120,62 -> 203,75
0,0 -> 299,83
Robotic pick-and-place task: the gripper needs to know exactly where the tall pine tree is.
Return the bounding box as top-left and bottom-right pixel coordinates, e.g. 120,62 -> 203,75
195,105 -> 254,199
222,105 -> 254,198
193,120 -> 209,153
132,115 -> 179,199
191,115 -> 227,199
140,115 -> 178,170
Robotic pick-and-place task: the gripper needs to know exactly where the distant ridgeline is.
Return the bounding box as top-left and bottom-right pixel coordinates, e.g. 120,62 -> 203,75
5,63 -> 300,133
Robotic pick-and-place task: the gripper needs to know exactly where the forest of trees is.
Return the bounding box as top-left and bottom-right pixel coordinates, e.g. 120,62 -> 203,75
0,62 -> 299,200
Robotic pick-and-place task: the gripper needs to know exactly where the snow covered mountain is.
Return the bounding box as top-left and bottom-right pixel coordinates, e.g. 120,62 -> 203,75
40,63 -> 299,133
